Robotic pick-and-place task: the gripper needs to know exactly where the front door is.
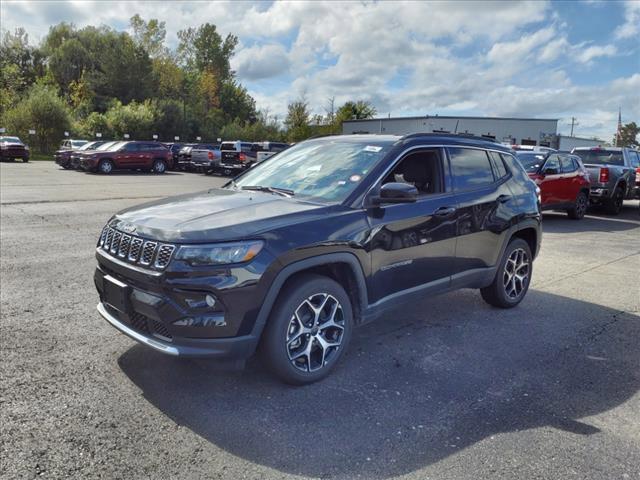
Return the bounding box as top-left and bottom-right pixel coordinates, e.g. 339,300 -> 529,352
537,154 -> 563,206
367,148 -> 458,303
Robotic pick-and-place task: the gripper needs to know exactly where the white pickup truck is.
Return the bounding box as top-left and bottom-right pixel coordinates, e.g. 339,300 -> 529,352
252,141 -> 290,163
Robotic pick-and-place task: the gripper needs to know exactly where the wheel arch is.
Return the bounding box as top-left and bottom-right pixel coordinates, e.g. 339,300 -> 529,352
251,253 -> 369,341
511,226 -> 538,259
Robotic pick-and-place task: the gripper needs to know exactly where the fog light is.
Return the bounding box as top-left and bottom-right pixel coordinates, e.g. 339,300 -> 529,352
205,294 -> 216,308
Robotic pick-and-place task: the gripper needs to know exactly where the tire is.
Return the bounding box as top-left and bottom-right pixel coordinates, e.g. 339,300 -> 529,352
480,237 -> 532,309
152,159 -> 166,174
98,159 -> 114,174
604,187 -> 624,215
567,191 -> 588,220
23,158 -> 29,163
261,273 -> 353,385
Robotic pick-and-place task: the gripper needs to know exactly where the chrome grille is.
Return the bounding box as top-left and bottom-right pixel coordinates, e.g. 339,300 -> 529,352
128,237 -> 144,262
140,241 -> 157,265
154,244 -> 175,269
118,234 -> 131,258
110,231 -> 122,254
97,226 -> 175,271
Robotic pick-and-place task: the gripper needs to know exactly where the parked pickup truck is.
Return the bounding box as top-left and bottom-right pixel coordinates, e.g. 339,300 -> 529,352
572,146 -> 640,214
252,141 -> 290,163
218,140 -> 256,175
189,144 -> 221,173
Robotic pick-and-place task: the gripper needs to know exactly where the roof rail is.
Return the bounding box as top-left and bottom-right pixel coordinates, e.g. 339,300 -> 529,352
399,132 -> 502,143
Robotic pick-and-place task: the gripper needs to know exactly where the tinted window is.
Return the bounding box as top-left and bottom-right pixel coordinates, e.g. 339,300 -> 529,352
124,143 -> 139,152
448,148 -> 495,190
515,152 -> 546,173
560,155 -> 577,173
220,142 -> 237,151
488,151 -> 509,178
573,149 -> 623,166
628,151 -> 640,168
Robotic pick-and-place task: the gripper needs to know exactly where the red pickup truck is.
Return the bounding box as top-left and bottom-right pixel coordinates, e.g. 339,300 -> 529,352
80,141 -> 173,174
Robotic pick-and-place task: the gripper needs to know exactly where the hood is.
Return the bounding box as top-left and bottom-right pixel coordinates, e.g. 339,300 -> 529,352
112,188 -> 330,243
2,141 -> 25,147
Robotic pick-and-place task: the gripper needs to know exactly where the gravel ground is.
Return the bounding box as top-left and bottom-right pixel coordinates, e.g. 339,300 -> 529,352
1,161 -> 639,480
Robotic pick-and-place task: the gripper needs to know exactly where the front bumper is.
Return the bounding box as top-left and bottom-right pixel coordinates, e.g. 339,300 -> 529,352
97,302 -> 259,358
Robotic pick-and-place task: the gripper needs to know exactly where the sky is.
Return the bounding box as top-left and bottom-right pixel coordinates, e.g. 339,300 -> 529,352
1,0 -> 639,140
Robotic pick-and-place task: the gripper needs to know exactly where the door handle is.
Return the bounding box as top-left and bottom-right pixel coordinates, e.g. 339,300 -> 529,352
497,194 -> 512,203
434,206 -> 456,217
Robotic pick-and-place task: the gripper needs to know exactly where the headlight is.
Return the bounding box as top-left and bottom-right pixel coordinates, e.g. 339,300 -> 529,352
24,145 -> 29,150
175,241 -> 264,266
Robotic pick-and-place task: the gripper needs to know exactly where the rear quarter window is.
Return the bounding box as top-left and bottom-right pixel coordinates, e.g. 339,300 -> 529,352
448,147 -> 495,191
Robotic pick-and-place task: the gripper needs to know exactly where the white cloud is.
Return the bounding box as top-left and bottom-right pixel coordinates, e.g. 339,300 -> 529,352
615,0 -> 640,39
232,44 -> 291,80
575,44 -> 617,64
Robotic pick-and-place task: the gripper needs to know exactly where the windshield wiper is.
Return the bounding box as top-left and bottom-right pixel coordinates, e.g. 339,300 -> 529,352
240,185 -> 295,197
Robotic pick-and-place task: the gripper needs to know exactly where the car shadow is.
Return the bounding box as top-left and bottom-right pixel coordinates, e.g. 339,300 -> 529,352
81,170 -> 183,176
118,290 -> 639,478
542,202 -> 640,233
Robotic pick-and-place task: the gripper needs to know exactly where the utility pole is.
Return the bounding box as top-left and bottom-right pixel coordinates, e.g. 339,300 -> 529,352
569,117 -> 579,137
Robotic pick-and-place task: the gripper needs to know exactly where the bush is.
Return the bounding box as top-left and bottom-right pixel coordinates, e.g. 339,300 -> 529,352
2,84 -> 71,153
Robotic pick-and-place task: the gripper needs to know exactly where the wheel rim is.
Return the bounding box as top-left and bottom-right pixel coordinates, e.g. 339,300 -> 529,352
101,161 -> 112,173
286,293 -> 345,373
155,161 -> 165,173
503,248 -> 529,299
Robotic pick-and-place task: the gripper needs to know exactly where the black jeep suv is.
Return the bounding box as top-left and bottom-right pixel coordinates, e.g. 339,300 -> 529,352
94,134 -> 541,384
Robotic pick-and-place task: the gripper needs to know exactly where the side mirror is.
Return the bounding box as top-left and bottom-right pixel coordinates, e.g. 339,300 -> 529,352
370,182 -> 418,205
542,167 -> 558,175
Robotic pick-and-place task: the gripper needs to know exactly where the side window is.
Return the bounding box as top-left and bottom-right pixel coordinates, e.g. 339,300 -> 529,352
448,147 -> 495,191
382,149 -> 443,195
488,151 -> 509,179
543,154 -> 561,174
125,143 -> 139,152
560,155 -> 577,173
628,151 -> 640,168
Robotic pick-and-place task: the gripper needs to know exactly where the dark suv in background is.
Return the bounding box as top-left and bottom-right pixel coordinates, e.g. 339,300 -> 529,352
94,134 -> 541,384
0,136 -> 29,162
81,141 -> 173,174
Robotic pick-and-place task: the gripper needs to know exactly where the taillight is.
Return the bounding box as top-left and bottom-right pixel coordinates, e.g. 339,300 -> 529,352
208,151 -> 213,160
635,167 -> 640,184
239,152 -> 247,162
599,167 -> 609,183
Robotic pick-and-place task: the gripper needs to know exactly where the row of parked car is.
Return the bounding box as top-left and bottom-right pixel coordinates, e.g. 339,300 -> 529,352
511,144 -> 640,217
52,139 -> 290,176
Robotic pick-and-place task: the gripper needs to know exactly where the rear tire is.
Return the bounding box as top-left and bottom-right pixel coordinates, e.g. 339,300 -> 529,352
567,191 -> 588,219
152,159 -> 166,174
481,237 -> 532,308
261,274 -> 353,385
98,159 -> 113,174
604,187 -> 623,215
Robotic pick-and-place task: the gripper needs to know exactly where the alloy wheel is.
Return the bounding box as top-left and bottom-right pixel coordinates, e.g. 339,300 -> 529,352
100,161 -> 112,174
286,293 -> 345,373
503,248 -> 530,299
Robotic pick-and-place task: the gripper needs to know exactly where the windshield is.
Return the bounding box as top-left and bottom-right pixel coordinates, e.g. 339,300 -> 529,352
515,152 -> 547,172
220,142 -> 237,150
0,136 -> 21,143
71,140 -> 88,147
96,141 -> 121,151
573,149 -> 623,166
232,139 -> 394,203
79,141 -> 99,151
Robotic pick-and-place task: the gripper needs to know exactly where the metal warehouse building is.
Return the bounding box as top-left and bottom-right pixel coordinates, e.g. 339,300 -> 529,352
342,115 -> 559,147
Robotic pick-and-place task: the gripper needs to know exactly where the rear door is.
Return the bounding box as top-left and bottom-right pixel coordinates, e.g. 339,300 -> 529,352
448,147 -> 515,278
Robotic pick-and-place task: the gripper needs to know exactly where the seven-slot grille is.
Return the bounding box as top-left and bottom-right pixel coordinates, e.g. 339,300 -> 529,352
98,226 -> 175,270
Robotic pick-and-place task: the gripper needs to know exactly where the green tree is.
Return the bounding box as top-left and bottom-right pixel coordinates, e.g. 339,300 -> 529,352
616,122 -> 639,147
130,14 -> 167,58
177,24 -> 238,79
284,99 -> 312,142
335,100 -> 377,123
2,84 -> 71,153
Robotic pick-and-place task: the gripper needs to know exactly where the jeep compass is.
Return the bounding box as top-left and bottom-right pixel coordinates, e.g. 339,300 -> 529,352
94,134 -> 541,384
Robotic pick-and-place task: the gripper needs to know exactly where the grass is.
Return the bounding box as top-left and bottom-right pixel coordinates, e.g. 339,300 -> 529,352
28,153 -> 53,161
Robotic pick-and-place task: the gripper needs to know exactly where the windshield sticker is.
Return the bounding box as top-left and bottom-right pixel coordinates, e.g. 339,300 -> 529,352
363,145 -> 382,153
349,174 -> 362,182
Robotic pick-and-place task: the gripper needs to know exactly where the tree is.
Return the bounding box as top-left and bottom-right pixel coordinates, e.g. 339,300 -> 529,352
335,100 -> 377,123
284,99 -> 312,142
177,24 -> 238,79
130,14 -> 167,58
2,84 -> 71,153
616,122 -> 639,147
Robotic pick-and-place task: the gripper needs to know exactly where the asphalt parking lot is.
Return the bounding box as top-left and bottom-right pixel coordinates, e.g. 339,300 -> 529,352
1,161 -> 639,479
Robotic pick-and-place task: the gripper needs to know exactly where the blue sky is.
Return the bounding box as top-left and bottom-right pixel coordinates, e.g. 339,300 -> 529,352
2,0 -> 638,139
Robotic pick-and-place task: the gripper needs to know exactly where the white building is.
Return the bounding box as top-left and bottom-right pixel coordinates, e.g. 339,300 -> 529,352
342,115 -> 559,147
557,135 -> 608,151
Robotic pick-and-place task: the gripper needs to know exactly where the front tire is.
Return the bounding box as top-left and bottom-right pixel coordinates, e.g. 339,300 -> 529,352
481,237 -> 532,308
261,274 -> 353,385
98,159 -> 114,174
567,191 -> 588,219
152,159 -> 166,174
